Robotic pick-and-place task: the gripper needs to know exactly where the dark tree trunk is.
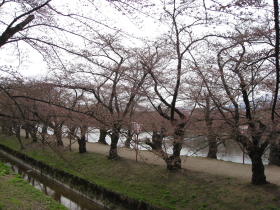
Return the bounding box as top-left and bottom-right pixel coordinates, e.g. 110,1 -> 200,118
78,125 -> 87,153
98,128 -> 108,145
68,126 -> 77,139
166,136 -> 182,170
108,126 -> 120,160
8,126 -> 13,136
1,125 -> 7,133
145,129 -> 168,160
27,124 -> 38,143
146,131 -> 163,150
25,130 -> 30,139
146,125 -> 183,170
234,125 -> 269,185
125,110 -> 134,148
54,126 -> 63,146
167,128 -> 183,170
67,125 -> 77,151
41,124 -> 48,144
272,0 -> 280,122
278,145 -> 280,164
207,135 -> 218,159
205,96 -> 218,159
78,136 -> 87,153
30,129 -> 38,143
15,125 -> 24,150
125,129 -> 133,148
268,143 -> 280,166
249,148 -> 267,185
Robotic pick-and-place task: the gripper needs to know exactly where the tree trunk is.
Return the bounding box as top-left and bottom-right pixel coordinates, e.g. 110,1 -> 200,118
167,137 -> 182,170
268,142 -> 280,166
8,126 -> 13,136
146,126 -> 183,170
145,130 -> 168,160
249,149 -> 267,185
68,125 -> 76,139
27,124 -> 38,143
67,125 -> 77,151
108,126 -> 120,160
15,125 -> 24,150
30,129 -> 38,143
54,126 -> 63,146
78,136 -> 87,153
78,125 -> 87,153
21,125 -> 29,139
1,125 -> 7,133
165,126 -> 184,170
207,135 -> 218,159
125,129 -> 133,148
98,128 -> 108,145
205,97 -> 218,159
41,124 -> 48,144
25,130 -> 30,139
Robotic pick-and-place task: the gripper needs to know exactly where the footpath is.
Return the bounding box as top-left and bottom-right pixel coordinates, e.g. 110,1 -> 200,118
63,139 -> 280,186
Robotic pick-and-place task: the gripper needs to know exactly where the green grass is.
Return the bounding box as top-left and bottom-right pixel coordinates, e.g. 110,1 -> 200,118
0,157 -> 67,210
1,134 -> 280,210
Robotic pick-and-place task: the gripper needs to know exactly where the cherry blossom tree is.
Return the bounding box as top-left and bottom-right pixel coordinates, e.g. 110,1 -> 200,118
192,22 -> 275,184
137,0 -> 212,170
46,32 -> 149,159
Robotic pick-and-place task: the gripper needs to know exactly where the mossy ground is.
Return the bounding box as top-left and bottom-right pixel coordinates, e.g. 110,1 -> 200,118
1,134 -> 280,210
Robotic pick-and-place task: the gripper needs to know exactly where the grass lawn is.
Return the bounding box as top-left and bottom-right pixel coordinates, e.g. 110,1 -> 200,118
0,134 -> 280,210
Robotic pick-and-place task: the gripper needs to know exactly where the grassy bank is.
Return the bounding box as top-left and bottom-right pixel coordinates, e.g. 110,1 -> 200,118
0,157 -> 67,210
0,134 -> 280,210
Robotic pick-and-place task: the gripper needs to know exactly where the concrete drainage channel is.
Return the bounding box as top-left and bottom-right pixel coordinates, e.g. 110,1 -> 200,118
0,151 -> 107,210
0,145 -> 163,210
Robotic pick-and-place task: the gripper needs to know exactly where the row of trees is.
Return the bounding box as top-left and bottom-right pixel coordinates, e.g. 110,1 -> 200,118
1,0 -> 280,185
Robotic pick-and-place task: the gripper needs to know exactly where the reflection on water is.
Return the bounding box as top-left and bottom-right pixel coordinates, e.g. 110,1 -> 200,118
42,126 -> 269,165
181,136 -> 269,165
0,153 -> 106,210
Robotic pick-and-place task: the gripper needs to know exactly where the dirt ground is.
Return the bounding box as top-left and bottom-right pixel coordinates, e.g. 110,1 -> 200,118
63,139 -> 280,186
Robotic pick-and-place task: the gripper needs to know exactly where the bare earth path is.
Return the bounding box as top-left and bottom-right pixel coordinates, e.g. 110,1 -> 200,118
63,139 -> 280,186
